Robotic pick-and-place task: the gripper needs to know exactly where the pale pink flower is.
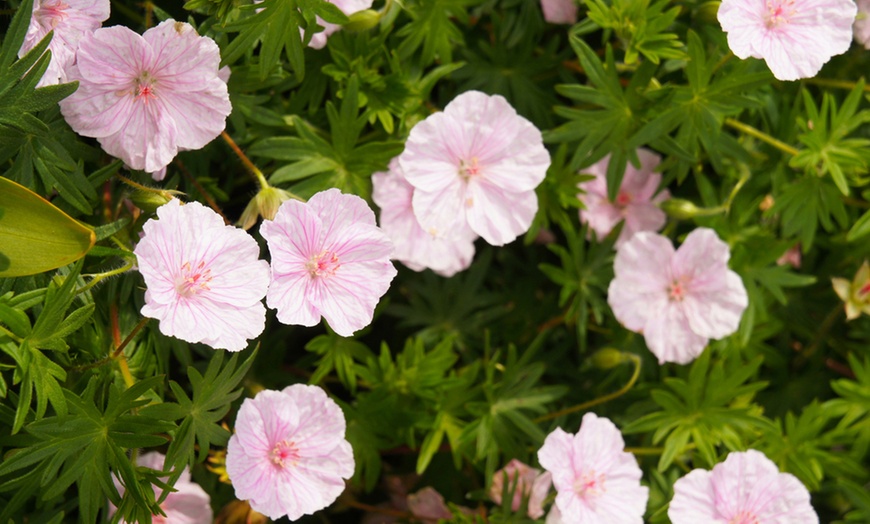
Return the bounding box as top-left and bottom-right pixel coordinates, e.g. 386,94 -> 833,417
255,0 -> 373,49
59,20 -> 231,177
578,149 -> 670,248
669,449 -> 818,523
607,228 -> 748,364
537,413 -> 648,524
18,0 -> 110,87
133,199 -> 270,351
855,0 -> 870,48
307,0 -> 373,49
540,0 -> 578,24
399,90 -> 551,247
226,385 -> 355,521
111,452 -> 213,524
260,189 -> 396,336
372,158 -> 476,277
717,0 -> 856,81
490,459 -> 552,519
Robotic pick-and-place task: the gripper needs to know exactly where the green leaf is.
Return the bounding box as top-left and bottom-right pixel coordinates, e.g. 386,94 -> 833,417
0,177 -> 95,277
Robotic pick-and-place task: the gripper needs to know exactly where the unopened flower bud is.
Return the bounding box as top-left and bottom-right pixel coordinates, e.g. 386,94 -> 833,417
238,186 -> 294,230
344,9 -> 380,32
661,198 -> 703,220
591,348 -> 626,370
130,189 -> 177,214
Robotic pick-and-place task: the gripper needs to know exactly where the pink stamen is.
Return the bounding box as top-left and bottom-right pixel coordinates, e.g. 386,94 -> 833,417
176,261 -> 213,297
764,0 -> 796,28
459,157 -> 482,179
615,191 -> 632,207
269,440 -> 300,468
306,251 -> 341,278
573,469 -> 607,499
668,280 -> 686,301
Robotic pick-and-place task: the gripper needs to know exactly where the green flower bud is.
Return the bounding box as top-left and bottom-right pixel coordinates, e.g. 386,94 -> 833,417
591,348 -> 626,370
344,10 -> 381,32
130,189 -> 177,214
660,198 -> 703,220
238,186 -> 294,230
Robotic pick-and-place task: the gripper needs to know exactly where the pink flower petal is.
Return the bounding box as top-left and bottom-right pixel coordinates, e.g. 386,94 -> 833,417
226,386 -> 354,521
670,450 -> 818,524
537,413 -> 648,524
262,190 -> 396,336
134,200 -> 270,351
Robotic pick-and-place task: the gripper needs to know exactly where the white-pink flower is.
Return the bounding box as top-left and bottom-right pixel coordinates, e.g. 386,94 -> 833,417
372,158 -> 477,277
18,0 -> 110,87
307,0 -> 373,49
399,91 -> 551,247
717,0 -> 856,81
255,0 -> 373,49
111,452 -> 213,524
59,20 -> 231,178
607,228 -> 748,364
490,459 -> 552,519
226,385 -> 355,521
133,199 -> 270,351
260,189 -> 397,336
855,0 -> 870,48
578,149 -> 670,248
540,0 -> 578,24
669,450 -> 818,523
537,413 -> 648,523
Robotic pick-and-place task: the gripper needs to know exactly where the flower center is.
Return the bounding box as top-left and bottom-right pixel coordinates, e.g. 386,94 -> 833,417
573,469 -> 606,499
459,157 -> 482,179
175,261 -> 213,297
668,280 -> 686,301
305,250 -> 340,278
729,511 -> 760,524
764,0 -> 796,28
134,71 -> 157,103
269,440 -> 300,468
615,190 -> 632,207
36,0 -> 69,29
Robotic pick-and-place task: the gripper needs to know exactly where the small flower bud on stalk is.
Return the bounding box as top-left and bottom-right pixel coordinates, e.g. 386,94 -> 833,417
238,186 -> 295,230
660,198 -> 725,220
591,347 -> 627,370
344,9 -> 381,32
130,189 -> 179,214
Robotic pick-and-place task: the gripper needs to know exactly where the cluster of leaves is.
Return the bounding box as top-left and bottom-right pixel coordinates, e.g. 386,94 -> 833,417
4,0 -> 870,521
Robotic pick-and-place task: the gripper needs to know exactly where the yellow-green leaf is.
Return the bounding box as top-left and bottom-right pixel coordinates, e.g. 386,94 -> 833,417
0,176 -> 94,277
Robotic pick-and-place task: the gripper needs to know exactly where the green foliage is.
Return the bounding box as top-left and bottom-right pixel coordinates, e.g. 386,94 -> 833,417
585,0 -> 685,65
623,350 -> 773,471
248,75 -> 402,198
538,218 -> 614,351
791,82 -> 870,195
5,0 -> 870,520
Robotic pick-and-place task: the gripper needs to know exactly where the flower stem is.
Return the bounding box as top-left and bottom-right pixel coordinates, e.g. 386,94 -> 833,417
220,131 -> 270,191
111,316 -> 151,359
175,158 -> 231,225
805,78 -> 870,92
77,260 -> 135,295
724,118 -> 799,156
535,354 -> 642,423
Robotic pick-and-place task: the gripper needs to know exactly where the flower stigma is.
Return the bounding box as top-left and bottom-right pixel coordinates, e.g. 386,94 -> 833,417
306,250 -> 341,278
269,440 -> 301,468
176,261 -> 213,297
